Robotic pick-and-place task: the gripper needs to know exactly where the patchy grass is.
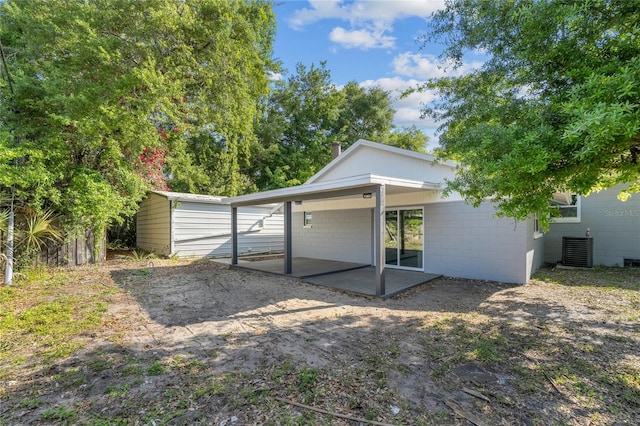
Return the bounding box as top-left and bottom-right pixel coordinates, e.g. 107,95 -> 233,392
535,264 -> 640,290
0,267 -> 114,375
0,262 -> 638,425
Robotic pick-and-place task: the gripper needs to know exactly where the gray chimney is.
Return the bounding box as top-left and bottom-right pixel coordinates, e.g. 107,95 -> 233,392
332,142 -> 341,159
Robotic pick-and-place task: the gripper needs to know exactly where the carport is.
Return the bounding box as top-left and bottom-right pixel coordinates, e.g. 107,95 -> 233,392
228,173 -> 440,297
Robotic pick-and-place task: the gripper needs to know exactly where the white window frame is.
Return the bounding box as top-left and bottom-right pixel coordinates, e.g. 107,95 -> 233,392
552,194 -> 581,223
303,211 -> 312,228
533,214 -> 544,239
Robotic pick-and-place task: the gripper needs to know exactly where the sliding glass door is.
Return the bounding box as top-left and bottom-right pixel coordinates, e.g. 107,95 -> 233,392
385,208 -> 423,270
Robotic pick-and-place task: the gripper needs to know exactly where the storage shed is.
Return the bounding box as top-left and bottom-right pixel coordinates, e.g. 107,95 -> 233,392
136,191 -> 283,258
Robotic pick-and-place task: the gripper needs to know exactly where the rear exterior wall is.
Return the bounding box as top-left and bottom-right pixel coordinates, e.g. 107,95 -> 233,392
424,201 -> 538,284
289,201 -> 541,284
544,186 -> 640,266
292,208 -> 372,264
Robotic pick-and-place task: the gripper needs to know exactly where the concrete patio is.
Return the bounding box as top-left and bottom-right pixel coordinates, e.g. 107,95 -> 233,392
227,257 -> 441,299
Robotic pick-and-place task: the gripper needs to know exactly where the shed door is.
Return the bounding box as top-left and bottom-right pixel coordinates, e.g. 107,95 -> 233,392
385,208 -> 423,270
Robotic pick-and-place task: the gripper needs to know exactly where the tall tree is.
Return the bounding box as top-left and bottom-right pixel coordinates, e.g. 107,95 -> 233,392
251,62 -> 429,189
420,0 -> 640,226
334,81 -> 394,145
0,0 -> 275,238
251,62 -> 344,188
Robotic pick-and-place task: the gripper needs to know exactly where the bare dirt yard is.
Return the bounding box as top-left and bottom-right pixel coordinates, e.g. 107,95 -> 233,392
1,257 -> 639,425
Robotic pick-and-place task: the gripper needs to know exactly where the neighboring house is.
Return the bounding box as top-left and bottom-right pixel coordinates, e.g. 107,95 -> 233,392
136,191 -> 283,258
228,139 -> 544,293
544,184 -> 640,267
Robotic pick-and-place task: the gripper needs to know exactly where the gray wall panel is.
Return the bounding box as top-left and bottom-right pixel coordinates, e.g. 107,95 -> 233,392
424,201 -> 537,284
545,185 -> 640,266
292,208 -> 372,264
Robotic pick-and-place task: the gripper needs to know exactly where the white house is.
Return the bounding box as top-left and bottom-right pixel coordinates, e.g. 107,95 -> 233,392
544,184 -> 640,267
136,191 -> 283,258
227,140 -> 544,296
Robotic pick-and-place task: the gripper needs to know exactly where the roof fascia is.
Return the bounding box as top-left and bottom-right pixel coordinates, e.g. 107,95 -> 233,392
150,190 -> 226,204
229,173 -> 440,207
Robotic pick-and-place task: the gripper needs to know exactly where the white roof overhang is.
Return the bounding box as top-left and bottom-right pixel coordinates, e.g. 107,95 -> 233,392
228,173 -> 440,207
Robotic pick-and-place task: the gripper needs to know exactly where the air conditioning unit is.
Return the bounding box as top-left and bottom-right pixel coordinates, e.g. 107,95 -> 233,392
562,237 -> 593,268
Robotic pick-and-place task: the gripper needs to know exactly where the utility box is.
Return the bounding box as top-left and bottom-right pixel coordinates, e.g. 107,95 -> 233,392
562,237 -> 593,268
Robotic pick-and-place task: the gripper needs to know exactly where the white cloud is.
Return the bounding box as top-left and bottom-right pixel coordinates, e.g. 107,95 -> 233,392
392,52 -> 484,79
267,71 -> 283,81
289,0 -> 444,30
359,76 -> 438,130
288,0 -> 445,50
329,27 -> 395,50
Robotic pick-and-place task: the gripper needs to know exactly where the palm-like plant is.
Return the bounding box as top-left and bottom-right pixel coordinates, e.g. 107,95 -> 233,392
1,207 -> 64,274
0,210 -> 8,234
20,210 -> 64,251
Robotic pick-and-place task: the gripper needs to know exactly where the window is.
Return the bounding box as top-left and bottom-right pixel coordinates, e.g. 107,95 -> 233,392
551,193 -> 581,223
533,214 -> 543,239
303,211 -> 312,228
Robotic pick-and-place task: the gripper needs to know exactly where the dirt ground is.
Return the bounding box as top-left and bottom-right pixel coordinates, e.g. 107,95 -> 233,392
1,258 -> 639,425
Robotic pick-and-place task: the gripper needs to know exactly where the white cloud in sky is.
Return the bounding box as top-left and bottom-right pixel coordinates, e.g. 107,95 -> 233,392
289,0 -> 444,29
267,71 -> 283,81
360,76 -> 439,131
329,27 -> 395,50
288,0 -> 445,50
392,52 -> 484,79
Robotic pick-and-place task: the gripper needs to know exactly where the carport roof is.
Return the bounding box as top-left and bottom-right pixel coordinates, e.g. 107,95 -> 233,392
228,173 -> 440,207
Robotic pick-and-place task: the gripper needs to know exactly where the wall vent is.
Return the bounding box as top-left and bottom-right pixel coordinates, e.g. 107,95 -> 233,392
562,237 -> 593,268
624,258 -> 640,268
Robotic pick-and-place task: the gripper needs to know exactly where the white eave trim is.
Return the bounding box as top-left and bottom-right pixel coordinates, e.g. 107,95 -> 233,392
151,190 -> 226,204
228,173 -> 440,207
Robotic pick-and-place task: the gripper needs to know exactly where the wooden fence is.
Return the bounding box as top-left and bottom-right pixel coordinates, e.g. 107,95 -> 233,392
37,228 -> 106,267
1,228 -> 106,268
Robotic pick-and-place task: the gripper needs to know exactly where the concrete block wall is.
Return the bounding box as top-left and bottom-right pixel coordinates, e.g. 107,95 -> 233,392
545,186 -> 640,266
292,208 -> 372,264
424,201 -> 534,284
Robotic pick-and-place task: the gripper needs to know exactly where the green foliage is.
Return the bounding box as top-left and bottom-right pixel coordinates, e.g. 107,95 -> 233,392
250,62 -> 429,189
297,367 -> 318,393
146,360 -> 165,376
384,125 -> 429,153
0,0 -> 276,235
0,206 -> 63,270
420,0 -> 640,227
40,405 -> 76,422
0,271 -> 109,366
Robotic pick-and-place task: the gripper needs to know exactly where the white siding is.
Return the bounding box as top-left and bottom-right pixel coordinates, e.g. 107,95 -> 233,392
314,145 -> 457,186
292,208 -> 372,264
173,202 -> 284,257
424,201 -> 536,284
545,185 -> 640,266
136,193 -> 171,256
137,193 -> 284,258
173,204 -> 284,258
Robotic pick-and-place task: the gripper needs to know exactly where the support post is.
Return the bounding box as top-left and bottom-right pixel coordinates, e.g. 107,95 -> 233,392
374,184 -> 386,296
284,201 -> 292,274
231,206 -> 238,265
4,209 -> 14,285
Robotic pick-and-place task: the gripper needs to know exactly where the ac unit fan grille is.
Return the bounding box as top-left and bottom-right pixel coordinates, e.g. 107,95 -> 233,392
562,237 -> 593,268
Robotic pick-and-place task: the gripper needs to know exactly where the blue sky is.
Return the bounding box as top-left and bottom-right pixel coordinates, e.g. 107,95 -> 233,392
271,0 -> 483,150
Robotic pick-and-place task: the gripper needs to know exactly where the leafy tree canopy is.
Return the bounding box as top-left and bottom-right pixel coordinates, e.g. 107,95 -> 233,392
421,0 -> 640,227
0,0 -> 276,236
250,62 -> 429,189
